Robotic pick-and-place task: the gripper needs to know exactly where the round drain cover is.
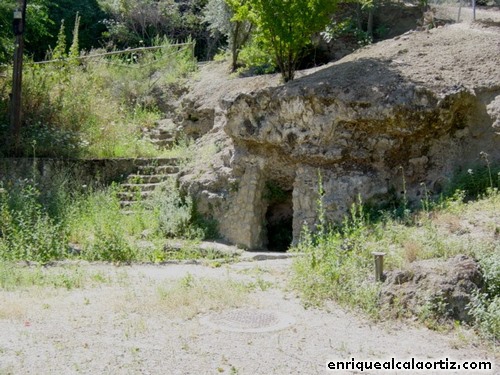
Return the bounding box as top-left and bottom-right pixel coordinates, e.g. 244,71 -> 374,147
200,308 -> 295,333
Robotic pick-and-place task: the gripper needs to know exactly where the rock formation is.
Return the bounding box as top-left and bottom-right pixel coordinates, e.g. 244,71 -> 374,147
180,22 -> 500,250
381,255 -> 484,322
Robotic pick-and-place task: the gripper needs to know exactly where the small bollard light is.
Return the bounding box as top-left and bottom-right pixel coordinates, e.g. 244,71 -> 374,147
372,251 -> 386,282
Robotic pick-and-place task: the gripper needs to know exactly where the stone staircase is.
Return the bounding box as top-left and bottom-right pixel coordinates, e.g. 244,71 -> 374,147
143,119 -> 178,149
117,158 -> 180,210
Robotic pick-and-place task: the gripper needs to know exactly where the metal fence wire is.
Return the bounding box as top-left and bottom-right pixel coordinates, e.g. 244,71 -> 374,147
427,0 -> 500,24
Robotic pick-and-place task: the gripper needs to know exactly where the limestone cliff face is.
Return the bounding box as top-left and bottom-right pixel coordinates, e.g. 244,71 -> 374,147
181,23 -> 500,250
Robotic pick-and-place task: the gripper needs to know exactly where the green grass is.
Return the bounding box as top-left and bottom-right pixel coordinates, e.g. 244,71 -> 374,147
0,38 -> 196,158
291,168 -> 500,342
0,261 -> 113,291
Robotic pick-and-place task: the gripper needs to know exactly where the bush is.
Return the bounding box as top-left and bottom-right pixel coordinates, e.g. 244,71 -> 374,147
446,165 -> 500,200
147,180 -> 218,240
0,180 -> 68,263
237,39 -> 276,76
84,226 -> 135,263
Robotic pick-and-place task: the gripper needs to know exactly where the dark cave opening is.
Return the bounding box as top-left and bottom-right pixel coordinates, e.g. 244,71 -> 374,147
265,191 -> 293,252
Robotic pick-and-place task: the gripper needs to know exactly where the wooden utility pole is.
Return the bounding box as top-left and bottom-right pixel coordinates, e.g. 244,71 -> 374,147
10,0 -> 27,153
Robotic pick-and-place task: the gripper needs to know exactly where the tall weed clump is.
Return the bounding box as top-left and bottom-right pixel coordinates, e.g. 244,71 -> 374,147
0,166 -> 219,265
0,180 -> 68,263
469,246 -> 500,342
292,175 -> 381,315
147,179 -> 218,241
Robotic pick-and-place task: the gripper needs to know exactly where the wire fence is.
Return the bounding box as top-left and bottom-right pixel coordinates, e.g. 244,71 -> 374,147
31,41 -> 195,66
429,1 -> 500,24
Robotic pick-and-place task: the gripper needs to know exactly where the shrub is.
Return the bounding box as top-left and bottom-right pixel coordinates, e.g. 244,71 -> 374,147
141,179 -> 219,241
84,226 -> 136,263
0,180 -> 68,263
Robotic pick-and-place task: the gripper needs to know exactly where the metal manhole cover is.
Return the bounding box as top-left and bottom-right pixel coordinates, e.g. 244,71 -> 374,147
200,308 -> 295,333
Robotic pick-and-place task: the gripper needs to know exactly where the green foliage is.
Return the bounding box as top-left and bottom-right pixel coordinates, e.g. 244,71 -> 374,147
0,262 -> 84,290
69,13 -> 81,62
0,0 -> 52,66
85,226 -> 135,263
100,0 -> 213,58
292,177 -> 380,313
148,180 -> 218,240
234,0 -> 337,81
321,17 -> 372,47
0,162 -> 220,265
469,250 -> 500,342
204,0 -> 253,71
0,180 -> 68,263
264,181 -> 288,203
43,0 -> 107,60
0,38 -> 196,158
237,38 -> 275,75
446,164 -> 500,200
52,20 -> 67,60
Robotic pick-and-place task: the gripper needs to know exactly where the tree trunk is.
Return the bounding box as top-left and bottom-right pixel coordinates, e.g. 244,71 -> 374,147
367,9 -> 374,39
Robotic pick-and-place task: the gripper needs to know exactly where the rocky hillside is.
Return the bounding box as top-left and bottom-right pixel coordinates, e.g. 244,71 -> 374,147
178,20 -> 500,250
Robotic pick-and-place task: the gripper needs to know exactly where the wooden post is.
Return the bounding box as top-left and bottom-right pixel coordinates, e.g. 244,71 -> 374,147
10,0 -> 27,154
372,252 -> 386,282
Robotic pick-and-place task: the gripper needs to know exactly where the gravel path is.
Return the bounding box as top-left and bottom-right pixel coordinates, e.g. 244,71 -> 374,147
0,257 -> 497,374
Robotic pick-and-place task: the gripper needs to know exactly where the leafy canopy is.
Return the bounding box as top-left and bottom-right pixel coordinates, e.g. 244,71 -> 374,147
236,0 -> 337,81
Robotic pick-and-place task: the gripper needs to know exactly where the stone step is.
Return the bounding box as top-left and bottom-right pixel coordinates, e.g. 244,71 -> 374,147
120,200 -> 139,208
118,158 -> 181,211
132,158 -> 179,167
126,174 -> 172,184
150,138 -> 175,148
149,131 -> 175,140
121,182 -> 166,192
117,191 -> 154,201
137,165 -> 179,175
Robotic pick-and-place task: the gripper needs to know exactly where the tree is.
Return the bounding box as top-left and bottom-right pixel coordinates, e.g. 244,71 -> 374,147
203,0 -> 253,71
44,0 -> 107,60
240,0 -> 337,82
0,0 -> 51,65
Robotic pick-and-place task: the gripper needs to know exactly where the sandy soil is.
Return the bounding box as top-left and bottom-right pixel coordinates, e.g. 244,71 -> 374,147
0,257 -> 497,375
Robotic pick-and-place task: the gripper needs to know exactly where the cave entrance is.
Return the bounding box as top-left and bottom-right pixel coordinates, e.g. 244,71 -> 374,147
265,190 -> 293,252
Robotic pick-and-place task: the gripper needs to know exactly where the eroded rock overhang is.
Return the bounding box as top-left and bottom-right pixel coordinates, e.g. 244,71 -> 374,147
186,24 -> 500,250
221,56 -> 499,248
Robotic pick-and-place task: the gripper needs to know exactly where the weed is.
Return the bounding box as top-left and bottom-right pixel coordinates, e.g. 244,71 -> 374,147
468,249 -> 500,342
0,180 -> 68,263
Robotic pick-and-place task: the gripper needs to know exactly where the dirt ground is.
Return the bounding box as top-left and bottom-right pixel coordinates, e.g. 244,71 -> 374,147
0,256 -> 497,375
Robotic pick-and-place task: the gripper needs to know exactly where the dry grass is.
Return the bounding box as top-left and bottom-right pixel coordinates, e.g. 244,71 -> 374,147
108,274 -> 257,320
402,240 -> 421,264
0,294 -> 28,320
154,275 -> 254,319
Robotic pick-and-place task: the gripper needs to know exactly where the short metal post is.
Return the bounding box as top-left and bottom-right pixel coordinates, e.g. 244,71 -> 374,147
372,252 -> 386,282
